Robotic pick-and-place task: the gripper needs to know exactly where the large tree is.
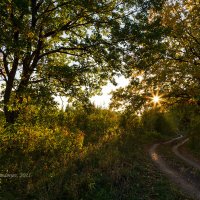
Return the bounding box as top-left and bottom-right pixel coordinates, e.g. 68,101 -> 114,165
0,0 -> 167,123
0,0 -> 168,123
111,0 -> 200,112
0,0 -> 128,123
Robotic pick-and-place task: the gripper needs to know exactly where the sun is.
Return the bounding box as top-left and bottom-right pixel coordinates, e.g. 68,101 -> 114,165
145,87 -> 165,108
152,95 -> 160,104
146,89 -> 164,108
150,92 -> 164,107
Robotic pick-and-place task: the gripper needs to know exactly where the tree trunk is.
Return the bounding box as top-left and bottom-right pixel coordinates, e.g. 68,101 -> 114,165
3,81 -> 18,124
4,107 -> 17,124
3,68 -> 32,124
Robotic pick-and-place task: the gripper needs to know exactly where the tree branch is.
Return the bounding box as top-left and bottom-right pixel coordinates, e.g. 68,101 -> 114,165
36,0 -> 44,10
31,0 -> 37,28
42,8 -> 95,38
0,69 -> 8,82
0,50 -> 9,76
186,29 -> 200,46
40,1 -> 71,16
30,78 -> 45,84
39,46 -> 89,59
43,20 -> 73,38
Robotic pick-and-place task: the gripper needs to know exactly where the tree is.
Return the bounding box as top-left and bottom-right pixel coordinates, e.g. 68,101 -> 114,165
0,0 -> 170,123
0,0 -> 129,123
145,0 -> 200,104
111,0 -> 200,112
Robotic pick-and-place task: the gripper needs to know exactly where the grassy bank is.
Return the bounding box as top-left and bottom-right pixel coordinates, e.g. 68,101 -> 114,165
0,108 -> 189,199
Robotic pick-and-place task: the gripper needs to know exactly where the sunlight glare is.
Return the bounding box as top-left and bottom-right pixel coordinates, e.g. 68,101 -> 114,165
152,95 -> 160,104
146,90 -> 164,108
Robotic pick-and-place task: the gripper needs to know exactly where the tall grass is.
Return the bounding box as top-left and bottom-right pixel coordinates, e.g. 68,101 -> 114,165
0,107 -> 186,199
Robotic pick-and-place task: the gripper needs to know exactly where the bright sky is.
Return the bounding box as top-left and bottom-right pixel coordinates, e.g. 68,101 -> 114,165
55,76 -> 129,109
90,76 -> 129,108
0,76 -> 129,110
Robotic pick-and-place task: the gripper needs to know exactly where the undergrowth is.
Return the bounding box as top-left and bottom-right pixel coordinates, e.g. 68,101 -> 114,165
0,107 -> 188,199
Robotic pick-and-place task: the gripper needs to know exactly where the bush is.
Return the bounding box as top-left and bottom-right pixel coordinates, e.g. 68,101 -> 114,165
65,106 -> 120,144
0,105 -> 185,199
188,115 -> 200,152
0,105 -> 121,199
0,120 -> 83,199
119,109 -> 177,137
119,111 -> 142,135
141,109 -> 176,136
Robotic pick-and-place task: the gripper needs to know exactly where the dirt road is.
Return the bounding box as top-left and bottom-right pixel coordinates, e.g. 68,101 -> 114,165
149,136 -> 200,200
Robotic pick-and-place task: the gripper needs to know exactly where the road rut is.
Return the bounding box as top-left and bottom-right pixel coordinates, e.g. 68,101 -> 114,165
149,136 -> 200,200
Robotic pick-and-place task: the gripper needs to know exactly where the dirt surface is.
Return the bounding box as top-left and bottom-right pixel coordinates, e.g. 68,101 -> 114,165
149,136 -> 200,200
172,139 -> 200,171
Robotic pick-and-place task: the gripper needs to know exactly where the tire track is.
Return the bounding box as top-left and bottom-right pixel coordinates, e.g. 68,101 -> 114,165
149,136 -> 200,200
172,139 -> 200,171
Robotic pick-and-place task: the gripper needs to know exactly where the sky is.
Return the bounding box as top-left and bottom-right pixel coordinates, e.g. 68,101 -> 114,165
90,76 -> 129,108
55,76 -> 129,109
0,75 -> 129,111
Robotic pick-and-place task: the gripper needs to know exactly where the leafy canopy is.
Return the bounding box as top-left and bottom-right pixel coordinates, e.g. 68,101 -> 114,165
111,0 -> 200,112
0,0 -> 168,123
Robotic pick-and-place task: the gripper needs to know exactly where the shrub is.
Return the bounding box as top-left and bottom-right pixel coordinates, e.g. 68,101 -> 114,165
141,109 -> 176,136
188,115 -> 200,152
0,121 -> 83,199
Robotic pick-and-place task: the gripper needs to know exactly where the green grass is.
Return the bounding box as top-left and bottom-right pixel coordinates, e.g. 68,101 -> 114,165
57,133 -> 189,200
187,141 -> 200,160
0,129 -> 189,200
0,110 -> 191,200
